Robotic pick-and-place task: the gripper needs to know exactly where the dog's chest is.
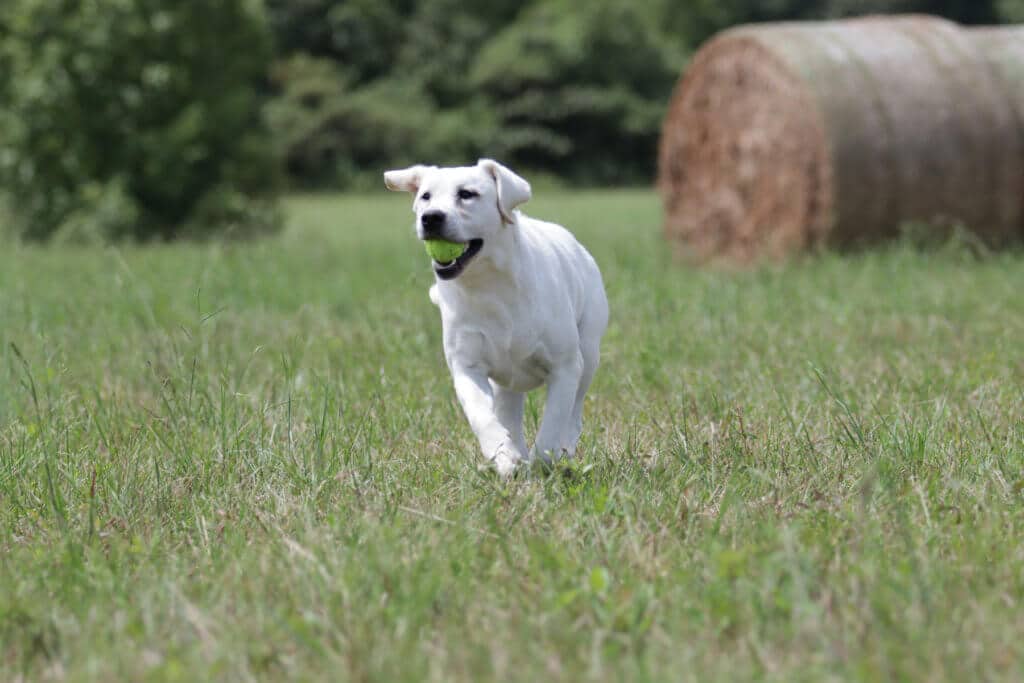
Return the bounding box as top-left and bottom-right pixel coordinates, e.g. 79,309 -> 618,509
440,294 -> 550,392
485,344 -> 549,392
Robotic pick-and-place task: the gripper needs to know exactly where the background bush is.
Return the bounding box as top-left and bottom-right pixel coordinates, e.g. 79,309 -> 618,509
265,0 -> 1017,190
1,0 -> 1021,241
0,0 -> 280,242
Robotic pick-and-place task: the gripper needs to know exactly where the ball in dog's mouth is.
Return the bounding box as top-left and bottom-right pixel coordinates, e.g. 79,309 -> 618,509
428,238 -> 484,280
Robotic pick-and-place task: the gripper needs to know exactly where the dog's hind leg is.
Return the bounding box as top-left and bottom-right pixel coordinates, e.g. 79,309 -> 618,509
564,292 -> 607,456
491,382 -> 527,457
564,337 -> 600,455
532,351 -> 584,463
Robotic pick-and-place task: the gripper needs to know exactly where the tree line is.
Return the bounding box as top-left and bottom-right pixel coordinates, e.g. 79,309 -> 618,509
1,0 -> 1022,241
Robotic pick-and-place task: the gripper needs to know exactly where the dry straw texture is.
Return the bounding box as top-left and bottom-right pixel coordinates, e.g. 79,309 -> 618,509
969,26 -> 1024,201
659,15 -> 1024,263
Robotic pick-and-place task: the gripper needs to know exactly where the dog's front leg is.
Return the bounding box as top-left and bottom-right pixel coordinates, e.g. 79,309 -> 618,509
532,355 -> 584,463
451,365 -> 526,477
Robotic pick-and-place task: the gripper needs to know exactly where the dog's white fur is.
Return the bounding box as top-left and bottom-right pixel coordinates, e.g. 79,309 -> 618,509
384,159 -> 608,477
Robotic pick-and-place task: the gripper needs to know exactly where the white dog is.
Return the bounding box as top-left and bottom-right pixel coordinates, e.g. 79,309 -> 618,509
384,159 -> 608,477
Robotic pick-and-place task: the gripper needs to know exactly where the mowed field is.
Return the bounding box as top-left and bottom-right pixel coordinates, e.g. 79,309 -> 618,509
2,190 -> 1023,681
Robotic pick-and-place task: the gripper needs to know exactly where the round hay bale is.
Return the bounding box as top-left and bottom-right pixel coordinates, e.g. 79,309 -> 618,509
659,16 -> 1024,262
969,26 -> 1024,226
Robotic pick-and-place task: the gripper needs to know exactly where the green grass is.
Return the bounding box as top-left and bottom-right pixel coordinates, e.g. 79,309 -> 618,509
2,189 -> 1023,681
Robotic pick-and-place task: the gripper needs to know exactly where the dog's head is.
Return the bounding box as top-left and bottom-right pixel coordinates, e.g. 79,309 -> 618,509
384,159 -> 531,280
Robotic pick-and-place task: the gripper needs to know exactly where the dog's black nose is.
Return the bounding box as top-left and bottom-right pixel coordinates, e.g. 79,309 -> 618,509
421,210 -> 446,236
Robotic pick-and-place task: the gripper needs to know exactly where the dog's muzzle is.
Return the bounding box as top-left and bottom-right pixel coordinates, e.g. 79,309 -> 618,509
421,210 -> 447,238
432,239 -> 484,280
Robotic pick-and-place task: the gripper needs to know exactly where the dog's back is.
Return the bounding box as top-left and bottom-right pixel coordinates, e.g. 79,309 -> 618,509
516,212 -> 608,332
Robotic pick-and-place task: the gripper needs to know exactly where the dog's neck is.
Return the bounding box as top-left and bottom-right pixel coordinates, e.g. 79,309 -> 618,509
443,215 -> 522,291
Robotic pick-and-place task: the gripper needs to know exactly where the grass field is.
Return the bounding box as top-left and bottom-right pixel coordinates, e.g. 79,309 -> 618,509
2,190 -> 1023,681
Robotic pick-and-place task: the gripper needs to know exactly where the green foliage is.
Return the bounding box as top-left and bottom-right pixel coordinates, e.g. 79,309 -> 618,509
5,0 -> 1021,209
266,55 -> 498,188
266,0 -> 413,85
394,0 -> 523,107
0,0 -> 281,242
824,0 -> 1000,21
998,0 -> 1024,21
472,0 -> 685,184
265,0 -> 684,187
262,0 -> 1017,190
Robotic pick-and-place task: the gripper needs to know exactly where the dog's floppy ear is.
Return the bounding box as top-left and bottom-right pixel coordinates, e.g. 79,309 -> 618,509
384,165 -> 430,193
478,159 -> 531,223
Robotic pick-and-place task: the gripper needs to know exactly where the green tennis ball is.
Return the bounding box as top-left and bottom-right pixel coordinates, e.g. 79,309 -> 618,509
423,239 -> 467,264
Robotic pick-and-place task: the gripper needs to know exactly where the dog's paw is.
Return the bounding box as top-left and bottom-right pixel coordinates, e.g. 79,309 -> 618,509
491,440 -> 526,479
529,445 -> 573,465
493,455 -> 518,479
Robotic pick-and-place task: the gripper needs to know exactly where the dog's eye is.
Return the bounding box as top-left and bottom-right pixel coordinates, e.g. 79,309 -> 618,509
457,189 -> 478,201
420,192 -> 431,201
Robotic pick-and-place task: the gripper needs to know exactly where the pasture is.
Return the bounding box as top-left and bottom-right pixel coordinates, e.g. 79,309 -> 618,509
2,190 -> 1023,681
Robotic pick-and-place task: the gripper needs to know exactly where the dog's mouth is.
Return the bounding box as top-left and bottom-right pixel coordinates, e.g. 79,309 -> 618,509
432,239 -> 483,280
